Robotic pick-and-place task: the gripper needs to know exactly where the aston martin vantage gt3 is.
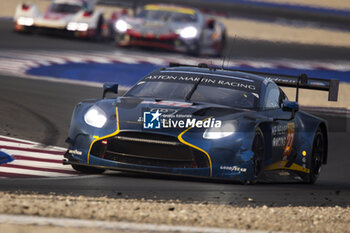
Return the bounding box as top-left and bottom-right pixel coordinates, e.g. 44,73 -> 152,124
64,63 -> 338,184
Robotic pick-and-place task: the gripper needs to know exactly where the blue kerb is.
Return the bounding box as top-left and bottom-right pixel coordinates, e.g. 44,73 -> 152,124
26,62 -> 350,88
0,151 -> 14,165
27,62 -> 161,87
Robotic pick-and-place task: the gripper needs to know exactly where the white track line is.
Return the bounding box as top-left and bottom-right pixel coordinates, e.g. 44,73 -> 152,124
0,135 -> 42,145
3,150 -> 63,160
0,214 -> 288,233
10,72 -> 104,88
0,135 -> 66,151
0,135 -> 78,177
0,141 -> 64,151
5,159 -> 74,171
0,167 -> 74,177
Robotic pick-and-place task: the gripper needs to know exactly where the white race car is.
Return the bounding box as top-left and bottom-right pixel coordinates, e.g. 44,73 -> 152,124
14,0 -> 105,39
112,4 -> 226,56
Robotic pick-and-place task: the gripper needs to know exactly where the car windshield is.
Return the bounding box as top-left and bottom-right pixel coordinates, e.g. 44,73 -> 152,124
137,9 -> 197,22
125,81 -> 259,109
50,3 -> 82,14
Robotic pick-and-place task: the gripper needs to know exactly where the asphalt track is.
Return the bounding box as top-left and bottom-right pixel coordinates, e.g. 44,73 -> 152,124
0,20 -> 350,207
2,19 -> 350,61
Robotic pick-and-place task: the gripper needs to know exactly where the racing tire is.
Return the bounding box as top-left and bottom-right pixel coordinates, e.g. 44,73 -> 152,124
14,26 -> 34,34
187,38 -> 202,57
71,164 -> 105,174
93,15 -> 104,42
215,31 -> 226,58
304,128 -> 325,184
187,46 -> 201,57
252,127 -> 265,179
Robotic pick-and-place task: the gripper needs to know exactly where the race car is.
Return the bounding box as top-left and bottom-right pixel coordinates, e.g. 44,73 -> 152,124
63,63 -> 339,184
112,4 -> 226,56
14,0 -> 104,39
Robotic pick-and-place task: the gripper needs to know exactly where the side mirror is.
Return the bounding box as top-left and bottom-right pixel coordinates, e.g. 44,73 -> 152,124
103,82 -> 118,98
282,100 -> 299,112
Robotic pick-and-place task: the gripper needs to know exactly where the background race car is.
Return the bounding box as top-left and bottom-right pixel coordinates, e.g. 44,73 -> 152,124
14,0 -> 105,39
112,4 -> 226,56
64,63 -> 339,184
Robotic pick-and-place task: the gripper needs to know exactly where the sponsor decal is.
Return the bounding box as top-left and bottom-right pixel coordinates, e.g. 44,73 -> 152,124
282,123 -> 295,160
141,101 -> 192,108
150,108 -> 179,115
271,123 -> 295,159
272,124 -> 287,147
153,101 -> 192,108
68,149 -> 83,156
272,136 -> 286,147
278,171 -> 290,176
220,165 -> 247,173
309,81 -> 326,86
272,124 -> 288,136
142,110 -> 222,129
144,75 -> 256,91
266,77 -> 296,84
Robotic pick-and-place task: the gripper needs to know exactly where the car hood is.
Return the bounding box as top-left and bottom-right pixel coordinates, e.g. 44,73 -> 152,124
123,17 -> 196,35
96,97 -> 252,132
42,11 -> 75,22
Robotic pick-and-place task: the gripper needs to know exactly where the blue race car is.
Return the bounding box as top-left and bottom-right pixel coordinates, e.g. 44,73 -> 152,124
63,63 -> 339,184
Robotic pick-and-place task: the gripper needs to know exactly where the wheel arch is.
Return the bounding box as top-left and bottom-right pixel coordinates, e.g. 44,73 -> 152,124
254,121 -> 271,149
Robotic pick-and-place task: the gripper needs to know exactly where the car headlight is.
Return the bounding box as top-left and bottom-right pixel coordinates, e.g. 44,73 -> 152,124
84,105 -> 107,128
17,17 -> 34,26
67,22 -> 89,31
77,23 -> 88,31
67,22 -> 78,31
115,19 -> 128,32
203,120 -> 237,139
179,26 -> 198,39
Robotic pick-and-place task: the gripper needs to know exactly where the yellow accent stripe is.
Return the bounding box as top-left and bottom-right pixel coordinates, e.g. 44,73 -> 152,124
145,4 -> 195,15
264,160 -> 310,174
87,108 -> 212,176
87,107 -> 120,164
177,121 -> 213,176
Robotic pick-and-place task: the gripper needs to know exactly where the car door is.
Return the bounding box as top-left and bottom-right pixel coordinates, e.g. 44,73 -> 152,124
262,83 -> 296,164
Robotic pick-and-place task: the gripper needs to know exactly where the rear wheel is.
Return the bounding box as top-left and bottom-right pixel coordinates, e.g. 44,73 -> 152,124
252,127 -> 265,179
71,164 -> 105,174
304,128 -> 325,184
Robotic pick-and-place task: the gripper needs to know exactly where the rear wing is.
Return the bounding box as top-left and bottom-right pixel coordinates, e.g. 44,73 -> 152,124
167,63 -> 339,102
244,71 -> 339,102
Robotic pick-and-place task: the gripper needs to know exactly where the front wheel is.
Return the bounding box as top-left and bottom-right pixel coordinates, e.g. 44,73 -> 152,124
186,38 -> 202,57
71,164 -> 105,174
92,15 -> 104,42
215,31 -> 226,57
252,127 -> 265,179
303,128 -> 325,184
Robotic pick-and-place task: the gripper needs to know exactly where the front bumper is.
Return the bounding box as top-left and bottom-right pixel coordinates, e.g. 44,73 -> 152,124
14,22 -> 97,38
64,129 -> 256,182
115,31 -> 198,53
